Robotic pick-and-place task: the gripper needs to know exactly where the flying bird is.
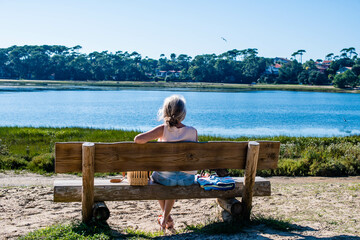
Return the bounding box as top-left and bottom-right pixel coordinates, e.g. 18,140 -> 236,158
221,37 -> 227,43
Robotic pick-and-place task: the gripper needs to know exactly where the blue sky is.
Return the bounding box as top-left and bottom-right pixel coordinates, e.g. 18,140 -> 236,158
1,0 -> 359,61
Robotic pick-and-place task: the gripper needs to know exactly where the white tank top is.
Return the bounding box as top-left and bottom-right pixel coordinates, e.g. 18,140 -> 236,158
158,124 -> 197,174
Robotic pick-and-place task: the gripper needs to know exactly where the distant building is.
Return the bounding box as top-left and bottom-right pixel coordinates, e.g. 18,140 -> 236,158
315,65 -> 327,73
156,71 -> 167,78
314,60 -> 332,73
273,57 -> 291,65
322,60 -> 332,66
167,70 -> 181,77
264,63 -> 282,75
336,67 -> 352,74
156,70 -> 181,78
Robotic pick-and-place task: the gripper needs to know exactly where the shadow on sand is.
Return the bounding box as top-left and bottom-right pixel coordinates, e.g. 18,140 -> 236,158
70,219 -> 360,240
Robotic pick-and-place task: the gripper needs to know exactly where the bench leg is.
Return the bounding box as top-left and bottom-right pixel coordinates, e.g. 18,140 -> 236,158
82,142 -> 95,223
242,141 -> 260,221
217,198 -> 242,217
221,209 -> 234,223
93,202 -> 110,221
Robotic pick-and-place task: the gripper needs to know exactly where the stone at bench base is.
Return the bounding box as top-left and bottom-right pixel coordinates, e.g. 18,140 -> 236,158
54,177 -> 270,202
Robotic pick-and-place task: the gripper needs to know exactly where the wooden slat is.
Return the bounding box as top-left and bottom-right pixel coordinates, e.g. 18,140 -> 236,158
55,141 -> 280,173
55,142 -> 82,173
54,177 -> 271,202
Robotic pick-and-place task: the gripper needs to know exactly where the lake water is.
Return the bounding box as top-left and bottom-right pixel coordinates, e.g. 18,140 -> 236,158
1,87 -> 360,137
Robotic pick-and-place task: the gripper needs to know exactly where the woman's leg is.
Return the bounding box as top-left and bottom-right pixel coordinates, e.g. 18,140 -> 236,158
158,200 -> 165,211
162,199 -> 175,222
158,199 -> 175,228
152,171 -> 177,228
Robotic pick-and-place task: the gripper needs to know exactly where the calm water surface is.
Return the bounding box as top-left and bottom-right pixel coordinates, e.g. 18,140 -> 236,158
1,88 -> 359,137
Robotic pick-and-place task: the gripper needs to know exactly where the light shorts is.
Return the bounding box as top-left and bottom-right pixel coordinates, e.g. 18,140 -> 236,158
151,171 -> 195,186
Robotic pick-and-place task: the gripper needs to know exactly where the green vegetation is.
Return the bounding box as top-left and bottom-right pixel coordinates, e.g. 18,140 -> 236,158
19,222 -> 113,240
333,70 -> 358,88
0,45 -> 359,88
2,79 -> 359,93
20,215 -> 299,239
1,127 -> 359,176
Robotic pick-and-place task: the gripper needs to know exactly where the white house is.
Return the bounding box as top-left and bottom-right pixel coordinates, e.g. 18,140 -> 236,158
336,67 -> 352,74
273,57 -> 291,65
156,70 -> 181,78
264,63 -> 282,75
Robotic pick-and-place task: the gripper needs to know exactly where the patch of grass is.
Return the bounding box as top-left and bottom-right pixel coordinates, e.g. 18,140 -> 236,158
123,228 -> 164,239
348,184 -> 360,191
327,220 -> 339,225
19,221 -> 113,240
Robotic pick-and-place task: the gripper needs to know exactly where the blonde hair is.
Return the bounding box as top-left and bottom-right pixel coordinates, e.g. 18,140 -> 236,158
158,95 -> 187,127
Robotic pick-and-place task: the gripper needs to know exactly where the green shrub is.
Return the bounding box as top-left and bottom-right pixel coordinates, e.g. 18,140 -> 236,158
309,159 -> 347,176
0,155 -> 28,170
275,158 -> 308,176
333,70 -> 358,88
280,143 -> 303,159
338,144 -> 360,175
27,153 -> 54,173
228,169 -> 244,177
0,140 -> 9,155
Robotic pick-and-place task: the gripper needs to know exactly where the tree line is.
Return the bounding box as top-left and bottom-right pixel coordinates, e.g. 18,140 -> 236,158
0,45 -> 359,88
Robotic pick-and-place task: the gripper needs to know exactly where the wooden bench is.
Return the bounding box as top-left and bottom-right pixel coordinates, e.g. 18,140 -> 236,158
54,141 -> 280,223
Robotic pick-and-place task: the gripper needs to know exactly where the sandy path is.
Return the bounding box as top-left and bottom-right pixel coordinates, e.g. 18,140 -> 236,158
1,171 -> 360,239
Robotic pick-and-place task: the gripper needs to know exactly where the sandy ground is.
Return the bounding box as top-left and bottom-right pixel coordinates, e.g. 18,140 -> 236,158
0,171 -> 360,239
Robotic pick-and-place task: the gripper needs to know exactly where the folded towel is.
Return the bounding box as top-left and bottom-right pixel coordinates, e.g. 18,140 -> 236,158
196,175 -> 235,191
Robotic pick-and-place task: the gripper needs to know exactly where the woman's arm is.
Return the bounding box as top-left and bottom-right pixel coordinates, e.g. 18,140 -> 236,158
134,125 -> 164,144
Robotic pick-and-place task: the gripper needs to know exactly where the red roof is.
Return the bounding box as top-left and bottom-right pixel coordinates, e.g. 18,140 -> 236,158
274,64 -> 282,68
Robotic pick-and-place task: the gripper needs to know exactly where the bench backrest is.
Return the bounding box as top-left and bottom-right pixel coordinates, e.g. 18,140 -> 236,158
55,141 -> 280,173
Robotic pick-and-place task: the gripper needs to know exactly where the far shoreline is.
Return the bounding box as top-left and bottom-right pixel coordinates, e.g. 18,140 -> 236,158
0,79 -> 359,93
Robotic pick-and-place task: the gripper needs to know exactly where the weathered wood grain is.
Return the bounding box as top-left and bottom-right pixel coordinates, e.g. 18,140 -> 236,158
55,141 -> 280,173
54,177 -> 271,202
82,142 -> 95,223
242,141 -> 260,221
55,142 -> 82,173
216,198 -> 242,216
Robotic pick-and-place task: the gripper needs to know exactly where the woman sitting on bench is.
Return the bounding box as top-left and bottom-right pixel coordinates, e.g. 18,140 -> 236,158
134,94 -> 198,231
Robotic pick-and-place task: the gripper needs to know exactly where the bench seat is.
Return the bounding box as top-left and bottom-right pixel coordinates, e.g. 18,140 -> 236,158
54,177 -> 271,202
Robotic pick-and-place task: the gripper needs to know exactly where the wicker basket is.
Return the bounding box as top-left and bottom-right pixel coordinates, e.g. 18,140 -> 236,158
127,171 -> 149,186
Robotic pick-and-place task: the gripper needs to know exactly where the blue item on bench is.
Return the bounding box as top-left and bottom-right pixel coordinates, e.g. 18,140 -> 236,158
196,175 -> 235,191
